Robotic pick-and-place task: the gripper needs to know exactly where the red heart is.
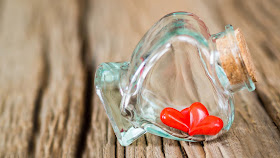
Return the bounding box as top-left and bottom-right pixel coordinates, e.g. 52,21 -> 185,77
160,107 -> 189,133
188,102 -> 209,128
189,115 -> 223,136
160,102 -> 223,136
187,102 -> 223,136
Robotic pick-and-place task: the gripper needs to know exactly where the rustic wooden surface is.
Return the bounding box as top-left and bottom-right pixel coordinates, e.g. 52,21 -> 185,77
1,0 -> 280,157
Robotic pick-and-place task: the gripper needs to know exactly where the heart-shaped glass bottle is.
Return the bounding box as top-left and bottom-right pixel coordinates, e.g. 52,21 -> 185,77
95,12 -> 256,146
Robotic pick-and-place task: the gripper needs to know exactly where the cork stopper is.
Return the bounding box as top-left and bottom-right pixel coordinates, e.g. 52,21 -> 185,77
216,28 -> 257,85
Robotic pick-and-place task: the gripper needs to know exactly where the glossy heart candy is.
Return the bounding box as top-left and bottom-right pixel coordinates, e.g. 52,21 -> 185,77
160,107 -> 189,133
187,102 -> 223,136
189,115 -> 223,136
188,102 -> 209,128
160,102 -> 223,136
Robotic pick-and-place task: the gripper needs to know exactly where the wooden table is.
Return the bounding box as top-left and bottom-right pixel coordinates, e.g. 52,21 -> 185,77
1,0 -> 280,157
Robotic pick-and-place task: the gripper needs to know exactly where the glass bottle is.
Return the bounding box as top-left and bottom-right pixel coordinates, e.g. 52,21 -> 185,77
95,12 -> 256,146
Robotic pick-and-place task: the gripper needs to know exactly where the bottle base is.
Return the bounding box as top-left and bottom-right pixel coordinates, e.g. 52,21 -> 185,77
95,62 -> 146,146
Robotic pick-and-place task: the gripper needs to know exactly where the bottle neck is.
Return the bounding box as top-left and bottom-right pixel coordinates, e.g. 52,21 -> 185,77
212,25 -> 256,93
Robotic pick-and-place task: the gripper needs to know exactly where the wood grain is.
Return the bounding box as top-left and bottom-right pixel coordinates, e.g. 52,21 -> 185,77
0,0 -> 280,157
0,0 -> 44,157
33,0 -> 86,157
0,0 -> 86,157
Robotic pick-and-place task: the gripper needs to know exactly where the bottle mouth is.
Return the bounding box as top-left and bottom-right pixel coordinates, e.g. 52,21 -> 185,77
212,25 -> 256,93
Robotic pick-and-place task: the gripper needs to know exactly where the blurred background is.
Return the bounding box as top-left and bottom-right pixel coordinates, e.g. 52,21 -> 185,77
0,0 -> 280,157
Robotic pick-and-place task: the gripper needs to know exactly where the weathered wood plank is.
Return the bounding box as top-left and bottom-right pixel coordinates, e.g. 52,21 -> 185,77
0,0 -> 44,157
0,0 -> 89,157
32,0 -> 86,157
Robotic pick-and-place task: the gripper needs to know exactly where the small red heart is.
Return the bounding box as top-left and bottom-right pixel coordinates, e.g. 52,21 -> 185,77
188,102 -> 209,128
160,107 -> 189,133
189,115 -> 223,136
187,102 -> 223,136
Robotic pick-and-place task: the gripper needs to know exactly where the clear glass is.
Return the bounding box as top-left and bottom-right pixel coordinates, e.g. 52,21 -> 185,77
95,12 -> 256,146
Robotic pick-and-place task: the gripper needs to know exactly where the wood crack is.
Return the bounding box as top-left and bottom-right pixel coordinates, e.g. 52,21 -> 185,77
255,63 -> 280,131
124,146 -> 126,158
75,0 -> 93,157
200,141 -> 206,157
177,141 -> 188,158
115,137 -> 118,158
144,134 -> 148,146
161,138 -> 166,158
27,38 -> 50,157
255,92 -> 280,132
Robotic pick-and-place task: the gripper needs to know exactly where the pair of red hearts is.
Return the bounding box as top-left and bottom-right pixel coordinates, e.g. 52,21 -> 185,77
160,102 -> 223,136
